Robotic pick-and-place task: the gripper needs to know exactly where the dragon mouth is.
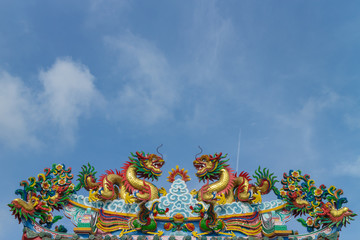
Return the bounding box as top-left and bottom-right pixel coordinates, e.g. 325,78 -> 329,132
194,162 -> 206,171
152,160 -> 164,169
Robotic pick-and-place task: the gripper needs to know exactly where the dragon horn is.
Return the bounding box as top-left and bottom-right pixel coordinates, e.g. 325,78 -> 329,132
209,152 -> 223,161
195,146 -> 203,158
136,151 -> 147,160
156,144 -> 164,158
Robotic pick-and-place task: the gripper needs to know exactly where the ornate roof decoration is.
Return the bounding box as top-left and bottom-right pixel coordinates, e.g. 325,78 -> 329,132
167,165 -> 191,183
9,150 -> 356,239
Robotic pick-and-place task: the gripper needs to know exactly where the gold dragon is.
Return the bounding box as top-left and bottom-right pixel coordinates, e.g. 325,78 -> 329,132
79,151 -> 165,202
192,150 -> 277,204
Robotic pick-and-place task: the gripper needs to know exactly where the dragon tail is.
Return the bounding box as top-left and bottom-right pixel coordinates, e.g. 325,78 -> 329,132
252,166 -> 279,195
76,163 -> 98,191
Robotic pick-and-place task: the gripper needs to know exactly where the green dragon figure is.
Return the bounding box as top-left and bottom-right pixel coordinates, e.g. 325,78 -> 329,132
130,201 -> 169,233
8,164 -> 76,227
278,170 -> 356,232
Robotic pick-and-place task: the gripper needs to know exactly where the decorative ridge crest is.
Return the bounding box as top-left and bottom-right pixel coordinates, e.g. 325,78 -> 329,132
8,150 -> 355,240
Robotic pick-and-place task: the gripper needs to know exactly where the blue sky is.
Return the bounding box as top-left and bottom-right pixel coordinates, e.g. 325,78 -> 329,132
1,1 -> 360,239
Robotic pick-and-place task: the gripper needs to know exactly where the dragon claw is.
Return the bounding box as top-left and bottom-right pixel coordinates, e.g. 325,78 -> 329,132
251,190 -> 262,204
124,192 -> 135,204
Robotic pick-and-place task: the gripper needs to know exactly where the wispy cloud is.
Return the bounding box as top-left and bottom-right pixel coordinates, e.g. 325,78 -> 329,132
105,33 -> 179,124
96,2 -> 238,129
0,58 -> 103,148
0,71 -> 40,148
186,0 -> 236,85
178,1 -> 238,128
275,90 -> 339,162
335,156 -> 360,177
40,58 -> 103,143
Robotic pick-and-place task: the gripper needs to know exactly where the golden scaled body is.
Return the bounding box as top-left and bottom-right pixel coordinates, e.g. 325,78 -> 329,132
86,174 -> 124,200
197,168 -> 235,204
294,195 -> 310,208
193,154 -> 269,204
125,165 -> 160,201
323,202 -> 352,220
86,154 -> 164,202
331,207 -> 349,218
11,198 -> 36,212
233,177 -> 250,202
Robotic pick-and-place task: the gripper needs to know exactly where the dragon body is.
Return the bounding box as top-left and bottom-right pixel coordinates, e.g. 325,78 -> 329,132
78,151 -> 166,233
79,152 -> 165,202
193,152 -> 277,203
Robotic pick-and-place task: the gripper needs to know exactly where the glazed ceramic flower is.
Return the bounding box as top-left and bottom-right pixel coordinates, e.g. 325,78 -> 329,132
280,189 -> 287,196
306,217 -> 314,226
288,184 -> 297,191
68,183 -> 75,191
41,182 -> 50,191
55,164 -> 63,171
314,188 -> 323,197
58,179 -> 67,186
291,171 -> 300,178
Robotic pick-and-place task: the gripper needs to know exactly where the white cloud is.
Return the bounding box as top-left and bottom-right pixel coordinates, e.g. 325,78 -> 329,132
105,33 -> 178,124
101,2 -> 237,128
276,91 -> 338,161
0,58 -> 103,148
186,1 -> 236,84
39,58 -> 103,143
0,71 -> 40,148
335,157 -> 360,177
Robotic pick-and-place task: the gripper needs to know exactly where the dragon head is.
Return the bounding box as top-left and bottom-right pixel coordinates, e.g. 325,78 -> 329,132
317,202 -> 356,227
9,196 -> 36,223
8,192 -> 54,225
130,152 -> 165,180
193,152 -> 228,182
